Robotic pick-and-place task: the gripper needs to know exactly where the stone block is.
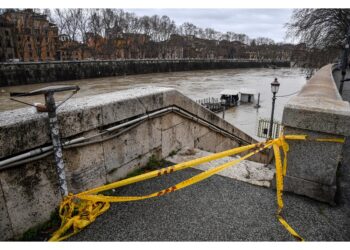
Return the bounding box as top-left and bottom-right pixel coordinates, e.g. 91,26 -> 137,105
58,105 -> 103,138
271,175 -> 336,205
103,119 -> 162,176
0,158 -> 61,237
161,119 -> 194,158
283,105 -> 350,136
195,131 -> 220,153
190,122 -> 210,139
215,137 -> 239,152
63,142 -> 107,194
195,105 -> 222,128
133,91 -> 165,113
162,89 -> 198,115
101,97 -> 146,126
106,148 -> 161,183
282,64 -> 350,136
0,109 -> 49,158
284,127 -> 343,186
0,183 -> 13,240
161,113 -> 184,130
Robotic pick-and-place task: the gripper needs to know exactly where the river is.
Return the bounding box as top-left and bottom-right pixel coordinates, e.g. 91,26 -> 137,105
0,68 -> 306,140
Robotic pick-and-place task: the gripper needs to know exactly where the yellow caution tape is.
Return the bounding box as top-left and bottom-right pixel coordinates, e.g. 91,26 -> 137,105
315,138 -> 345,143
79,142 -> 259,196
273,138 -> 304,241
49,134 -> 344,242
49,141 -> 268,241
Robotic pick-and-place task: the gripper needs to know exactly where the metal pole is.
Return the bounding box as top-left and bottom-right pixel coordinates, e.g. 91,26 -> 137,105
45,92 -> 68,198
255,92 -> 261,108
222,103 -> 225,120
339,21 -> 350,95
268,92 -> 276,139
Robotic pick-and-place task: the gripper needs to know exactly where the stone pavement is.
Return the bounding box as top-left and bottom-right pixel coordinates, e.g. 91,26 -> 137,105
70,160 -> 350,241
167,147 -> 275,188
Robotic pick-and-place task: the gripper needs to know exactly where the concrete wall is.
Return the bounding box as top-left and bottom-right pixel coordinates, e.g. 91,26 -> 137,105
281,64 -> 350,204
0,59 -> 290,86
0,87 -> 268,240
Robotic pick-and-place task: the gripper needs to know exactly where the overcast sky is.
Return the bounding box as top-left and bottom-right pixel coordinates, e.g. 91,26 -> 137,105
126,9 -> 294,43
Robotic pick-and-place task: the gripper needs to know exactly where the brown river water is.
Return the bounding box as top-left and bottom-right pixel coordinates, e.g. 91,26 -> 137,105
0,68 -> 306,139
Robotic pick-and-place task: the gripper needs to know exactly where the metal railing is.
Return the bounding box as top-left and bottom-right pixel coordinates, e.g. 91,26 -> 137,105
196,97 -> 226,113
257,118 -> 283,139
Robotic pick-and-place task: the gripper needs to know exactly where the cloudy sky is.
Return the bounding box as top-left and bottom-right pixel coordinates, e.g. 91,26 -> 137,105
126,9 -> 295,43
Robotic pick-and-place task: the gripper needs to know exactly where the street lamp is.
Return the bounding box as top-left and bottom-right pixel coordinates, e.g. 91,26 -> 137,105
339,15 -> 350,95
269,78 -> 280,139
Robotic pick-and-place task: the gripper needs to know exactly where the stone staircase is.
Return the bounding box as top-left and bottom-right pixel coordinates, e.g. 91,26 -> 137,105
166,147 -> 275,188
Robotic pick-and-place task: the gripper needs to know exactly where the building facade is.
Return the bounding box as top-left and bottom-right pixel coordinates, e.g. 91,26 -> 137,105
0,16 -> 15,62
1,9 -> 59,62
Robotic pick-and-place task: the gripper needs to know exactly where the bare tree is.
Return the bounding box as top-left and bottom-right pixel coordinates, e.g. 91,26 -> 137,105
65,9 -> 82,41
286,9 -> 350,48
255,37 -> 275,46
87,9 -> 104,58
76,9 -> 89,43
53,9 -> 68,35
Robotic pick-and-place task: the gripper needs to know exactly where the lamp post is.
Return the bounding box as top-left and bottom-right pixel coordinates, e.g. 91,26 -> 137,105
269,78 -> 280,139
339,15 -> 350,95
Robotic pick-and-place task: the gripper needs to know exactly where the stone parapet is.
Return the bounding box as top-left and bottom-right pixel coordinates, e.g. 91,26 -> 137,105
0,87 -> 266,240
281,64 -> 350,203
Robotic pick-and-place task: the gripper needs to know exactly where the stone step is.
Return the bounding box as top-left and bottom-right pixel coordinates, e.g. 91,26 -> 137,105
166,147 -> 275,188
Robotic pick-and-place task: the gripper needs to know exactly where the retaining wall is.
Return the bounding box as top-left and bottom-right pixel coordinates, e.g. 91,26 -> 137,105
0,59 -> 290,87
281,64 -> 350,204
0,87 -> 269,240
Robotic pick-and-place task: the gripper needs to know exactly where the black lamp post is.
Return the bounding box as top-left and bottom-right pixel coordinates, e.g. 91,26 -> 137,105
269,78 -> 280,139
339,16 -> 350,95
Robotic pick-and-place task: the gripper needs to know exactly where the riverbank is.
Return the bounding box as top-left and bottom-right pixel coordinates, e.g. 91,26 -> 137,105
0,59 -> 289,87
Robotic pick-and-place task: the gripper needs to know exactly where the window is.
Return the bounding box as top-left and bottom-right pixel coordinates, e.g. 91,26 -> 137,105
5,30 -> 9,36
6,40 -> 11,47
27,36 -> 30,42
28,44 -> 32,49
29,52 -> 32,57
47,52 -> 50,57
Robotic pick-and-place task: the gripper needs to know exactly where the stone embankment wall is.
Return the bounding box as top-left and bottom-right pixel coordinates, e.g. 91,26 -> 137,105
0,59 -> 290,87
281,64 -> 350,204
0,87 -> 269,240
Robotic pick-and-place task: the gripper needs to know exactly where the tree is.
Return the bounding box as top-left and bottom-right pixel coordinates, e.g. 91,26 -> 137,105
286,9 -> 349,67
179,22 -> 198,37
53,9 -> 68,35
87,9 -> 104,58
286,9 -> 350,49
255,37 -> 275,46
76,9 -> 89,43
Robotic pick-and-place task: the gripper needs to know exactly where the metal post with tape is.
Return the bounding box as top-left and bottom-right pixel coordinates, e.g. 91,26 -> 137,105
10,85 -> 80,198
